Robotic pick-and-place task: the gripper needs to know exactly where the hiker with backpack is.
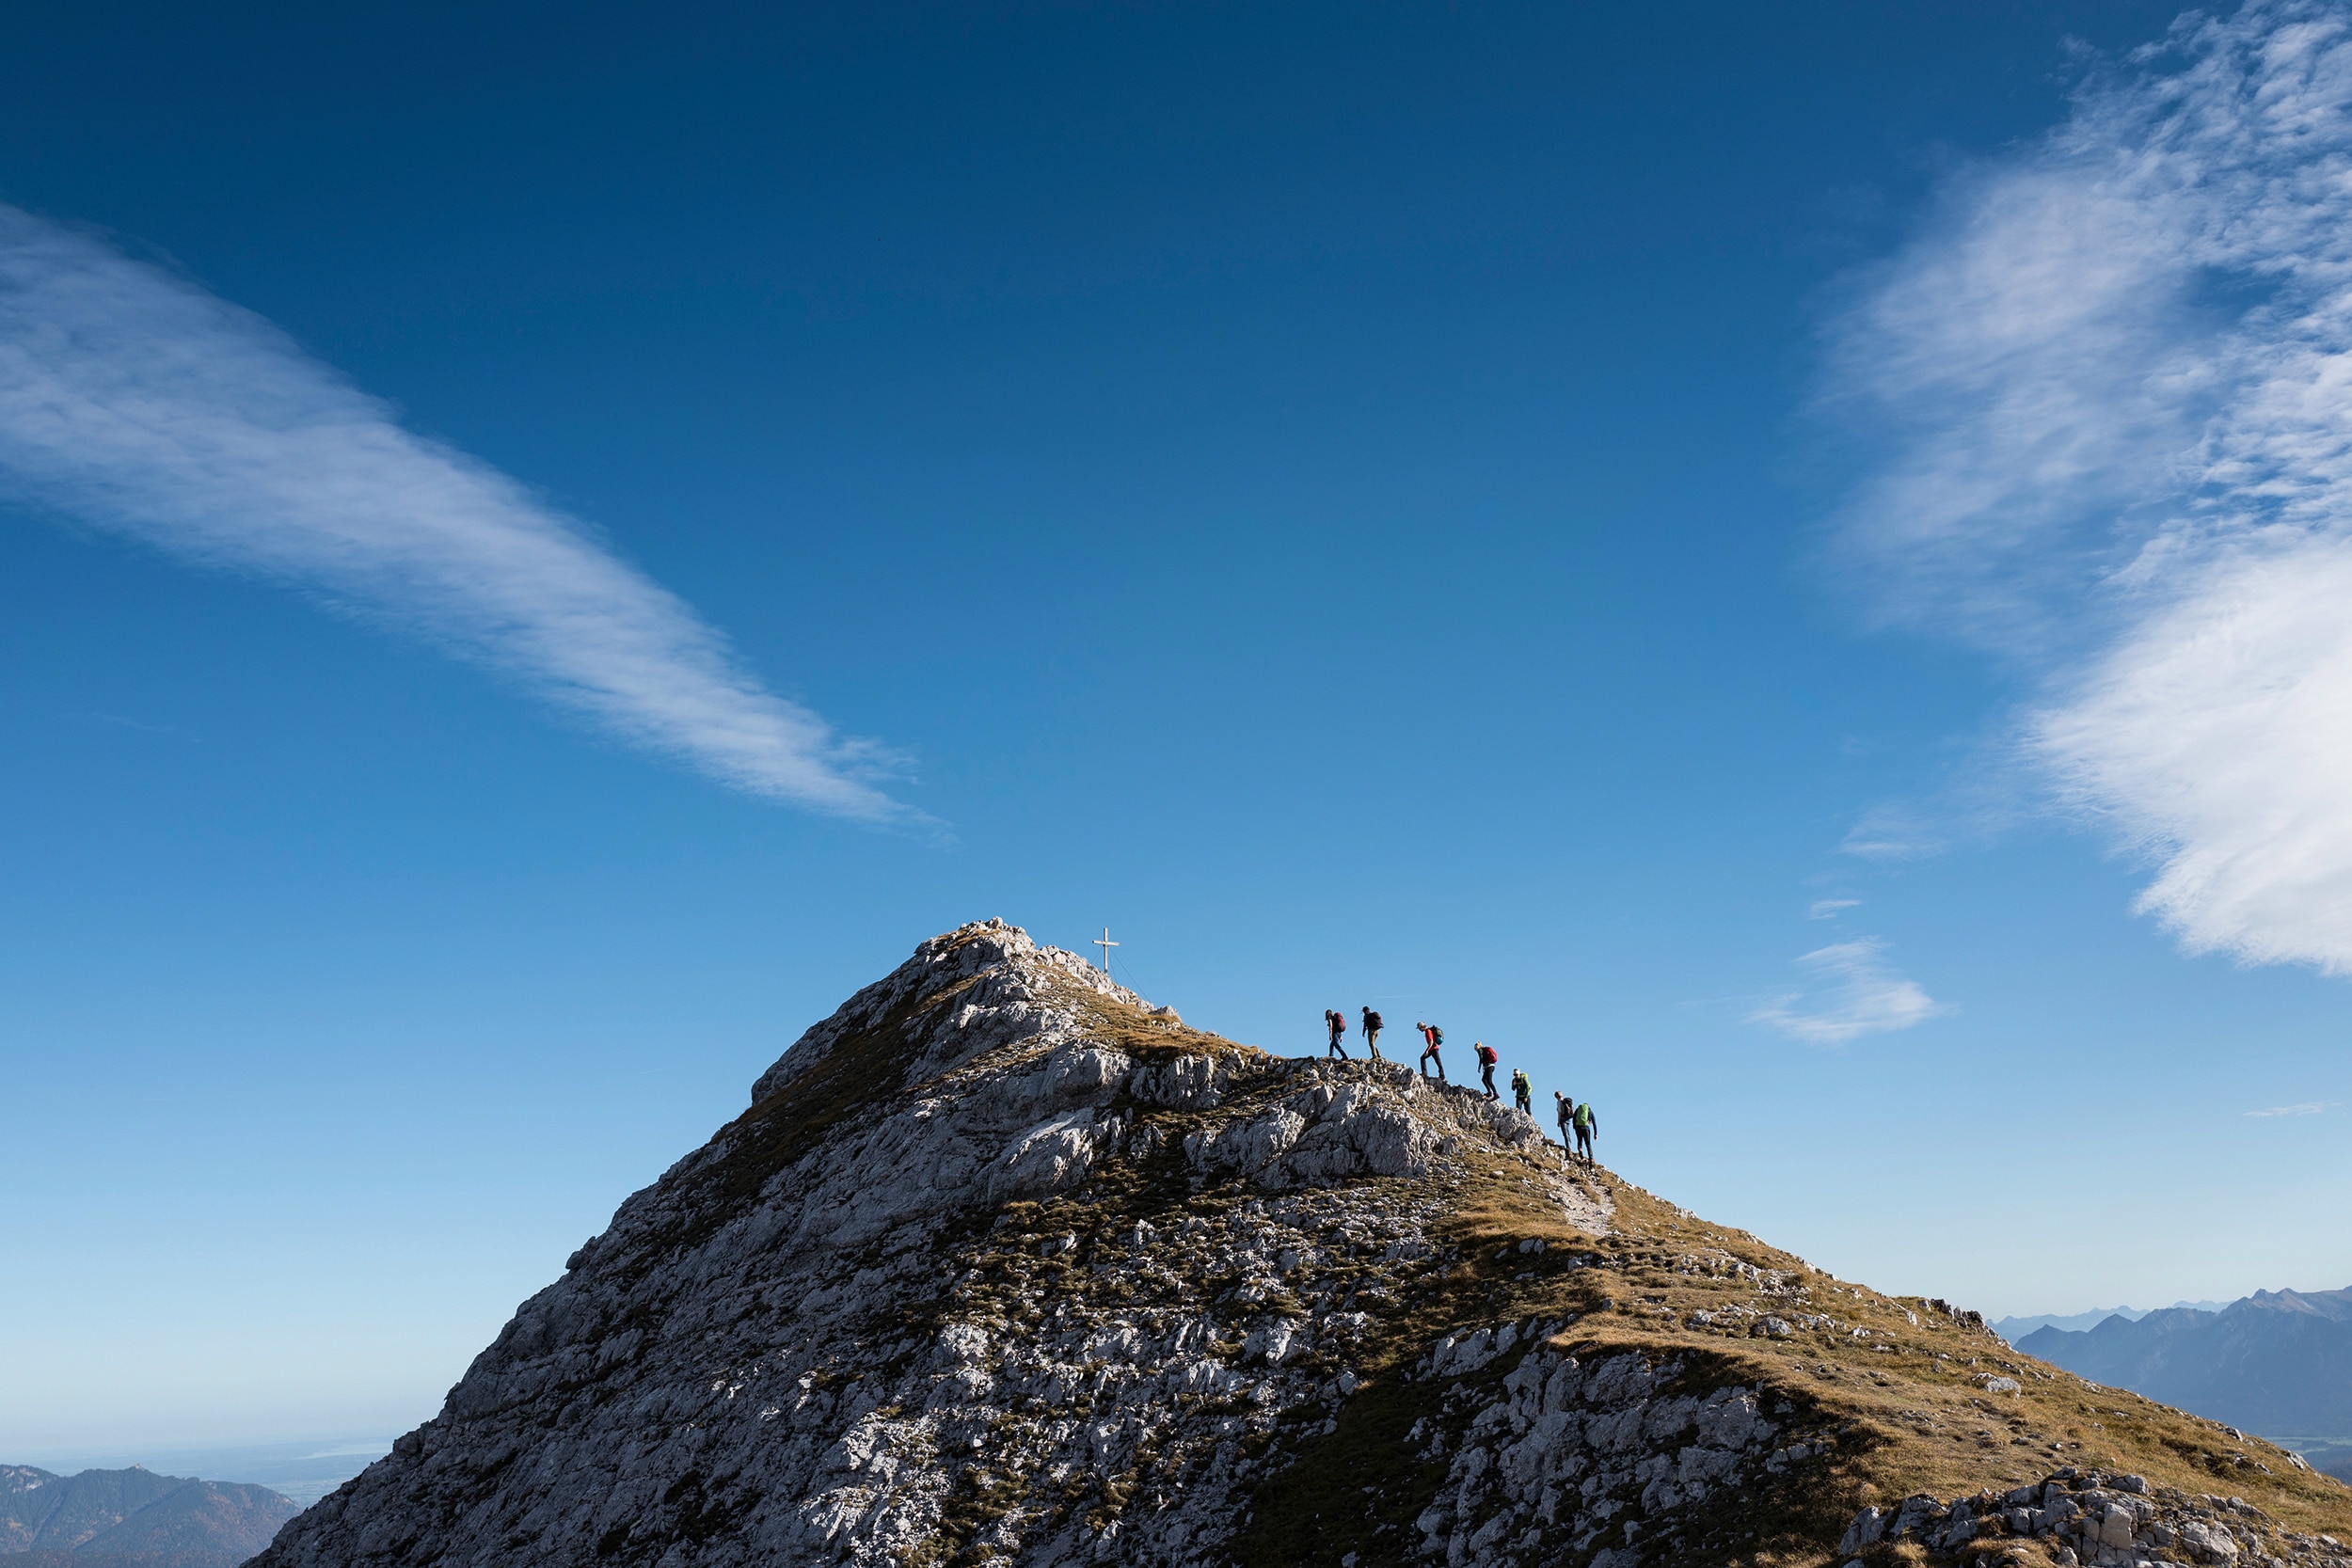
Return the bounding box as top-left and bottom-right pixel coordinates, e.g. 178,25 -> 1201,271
1474,1040 -> 1500,1101
1324,1008 -> 1348,1058
1553,1091 -> 1575,1158
1415,1021 -> 1446,1083
1571,1099 -> 1597,1165
1510,1067 -> 1532,1115
1361,1006 -> 1384,1061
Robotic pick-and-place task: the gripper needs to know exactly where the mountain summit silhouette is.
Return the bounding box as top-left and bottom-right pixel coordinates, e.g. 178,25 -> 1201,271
249,921 -> 2352,1567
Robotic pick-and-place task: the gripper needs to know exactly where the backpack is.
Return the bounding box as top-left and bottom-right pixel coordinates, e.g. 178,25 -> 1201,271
1366,1010 -> 1382,1030
1428,1025 -> 1443,1046
1476,1044 -> 1497,1067
1573,1103 -> 1594,1132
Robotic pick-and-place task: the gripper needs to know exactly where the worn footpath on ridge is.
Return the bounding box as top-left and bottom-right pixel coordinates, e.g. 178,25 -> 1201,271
251,921 -> 2352,1568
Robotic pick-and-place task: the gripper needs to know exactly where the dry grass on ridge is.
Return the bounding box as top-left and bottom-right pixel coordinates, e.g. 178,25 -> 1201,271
1417,1140 -> 2352,1557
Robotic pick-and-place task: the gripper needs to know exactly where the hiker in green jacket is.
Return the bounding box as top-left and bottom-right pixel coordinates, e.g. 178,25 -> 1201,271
1571,1099 -> 1597,1165
1510,1067 -> 1532,1115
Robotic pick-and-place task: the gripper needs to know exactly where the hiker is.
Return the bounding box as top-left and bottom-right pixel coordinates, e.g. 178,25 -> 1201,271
1415,1021 -> 1446,1082
1324,1008 -> 1348,1059
1572,1099 -> 1597,1165
1553,1091 -> 1574,1158
1474,1040 -> 1500,1101
1510,1067 -> 1532,1115
1361,1006 -> 1384,1061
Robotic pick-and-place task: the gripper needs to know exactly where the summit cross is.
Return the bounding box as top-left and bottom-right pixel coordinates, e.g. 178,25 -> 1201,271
1093,927 -> 1119,976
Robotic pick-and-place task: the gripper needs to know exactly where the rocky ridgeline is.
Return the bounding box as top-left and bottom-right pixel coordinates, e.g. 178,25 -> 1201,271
1836,1468 -> 2352,1568
246,921 -> 2352,1567
251,920 -> 1613,1568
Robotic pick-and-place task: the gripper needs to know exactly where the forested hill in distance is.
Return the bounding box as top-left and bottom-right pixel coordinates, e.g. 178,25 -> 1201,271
0,1464 -> 299,1565
2018,1289 -> 2352,1482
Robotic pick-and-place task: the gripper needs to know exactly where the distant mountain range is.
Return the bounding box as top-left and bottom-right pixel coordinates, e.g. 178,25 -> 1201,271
0,1465 -> 298,1566
2013,1286 -> 2352,1482
17,1442 -> 388,1511
1994,1300 -> 2233,1338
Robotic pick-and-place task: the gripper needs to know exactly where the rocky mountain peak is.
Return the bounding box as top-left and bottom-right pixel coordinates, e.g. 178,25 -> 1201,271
250,921 -> 2352,1568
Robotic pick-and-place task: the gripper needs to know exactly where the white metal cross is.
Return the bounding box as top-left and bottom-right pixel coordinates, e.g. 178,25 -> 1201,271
1093,927 -> 1119,974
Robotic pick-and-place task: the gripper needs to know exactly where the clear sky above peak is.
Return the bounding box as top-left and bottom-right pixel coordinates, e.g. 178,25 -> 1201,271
3,0 -> 2346,1457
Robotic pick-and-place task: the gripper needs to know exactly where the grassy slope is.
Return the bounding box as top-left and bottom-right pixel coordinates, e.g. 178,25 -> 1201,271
1238,1101 -> 2352,1566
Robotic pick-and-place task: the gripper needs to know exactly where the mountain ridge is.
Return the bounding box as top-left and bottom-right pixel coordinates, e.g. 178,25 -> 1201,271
0,1464 -> 298,1562
2018,1290 -> 2352,1485
1993,1305 -> 2235,1341
247,920 -> 2352,1567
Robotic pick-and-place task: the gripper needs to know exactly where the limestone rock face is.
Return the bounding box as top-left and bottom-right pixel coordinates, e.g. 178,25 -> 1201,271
250,920 -> 1610,1568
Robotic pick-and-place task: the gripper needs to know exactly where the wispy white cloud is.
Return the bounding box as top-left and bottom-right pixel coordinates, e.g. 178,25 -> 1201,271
1807,897 -> 1860,918
1838,801 -> 1949,862
1748,937 -> 1952,1046
0,205 -> 918,825
1827,0 -> 2352,972
2244,1101 -> 2333,1117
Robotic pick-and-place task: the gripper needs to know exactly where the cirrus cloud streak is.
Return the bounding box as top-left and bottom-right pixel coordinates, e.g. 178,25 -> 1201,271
0,205 -> 917,825
1748,937 -> 1953,1046
1829,0 -> 2352,972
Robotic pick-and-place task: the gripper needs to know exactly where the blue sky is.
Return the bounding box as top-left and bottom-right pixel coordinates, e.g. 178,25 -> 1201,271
4,0 -> 2349,1458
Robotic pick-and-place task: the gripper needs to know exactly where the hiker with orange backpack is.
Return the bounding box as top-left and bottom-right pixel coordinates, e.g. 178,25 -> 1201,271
1474,1040 -> 1500,1101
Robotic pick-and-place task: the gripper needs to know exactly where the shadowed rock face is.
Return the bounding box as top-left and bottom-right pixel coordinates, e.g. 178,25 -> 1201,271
248,921 -> 1609,1568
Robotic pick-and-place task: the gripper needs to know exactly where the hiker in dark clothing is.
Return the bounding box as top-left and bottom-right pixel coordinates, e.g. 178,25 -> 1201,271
1510,1068 -> 1532,1116
1361,1006 -> 1384,1061
1324,1008 -> 1348,1059
1474,1041 -> 1500,1101
1572,1099 -> 1597,1165
1553,1091 -> 1574,1157
1415,1021 -> 1446,1082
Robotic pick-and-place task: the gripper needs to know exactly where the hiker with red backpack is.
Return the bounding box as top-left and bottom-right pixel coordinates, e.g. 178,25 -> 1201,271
1474,1040 -> 1500,1101
1324,1008 -> 1348,1059
1414,1021 -> 1446,1082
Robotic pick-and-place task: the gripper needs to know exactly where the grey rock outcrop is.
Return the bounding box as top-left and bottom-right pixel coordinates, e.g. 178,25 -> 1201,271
1836,1467 -> 2352,1567
1400,1338 -> 1831,1567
